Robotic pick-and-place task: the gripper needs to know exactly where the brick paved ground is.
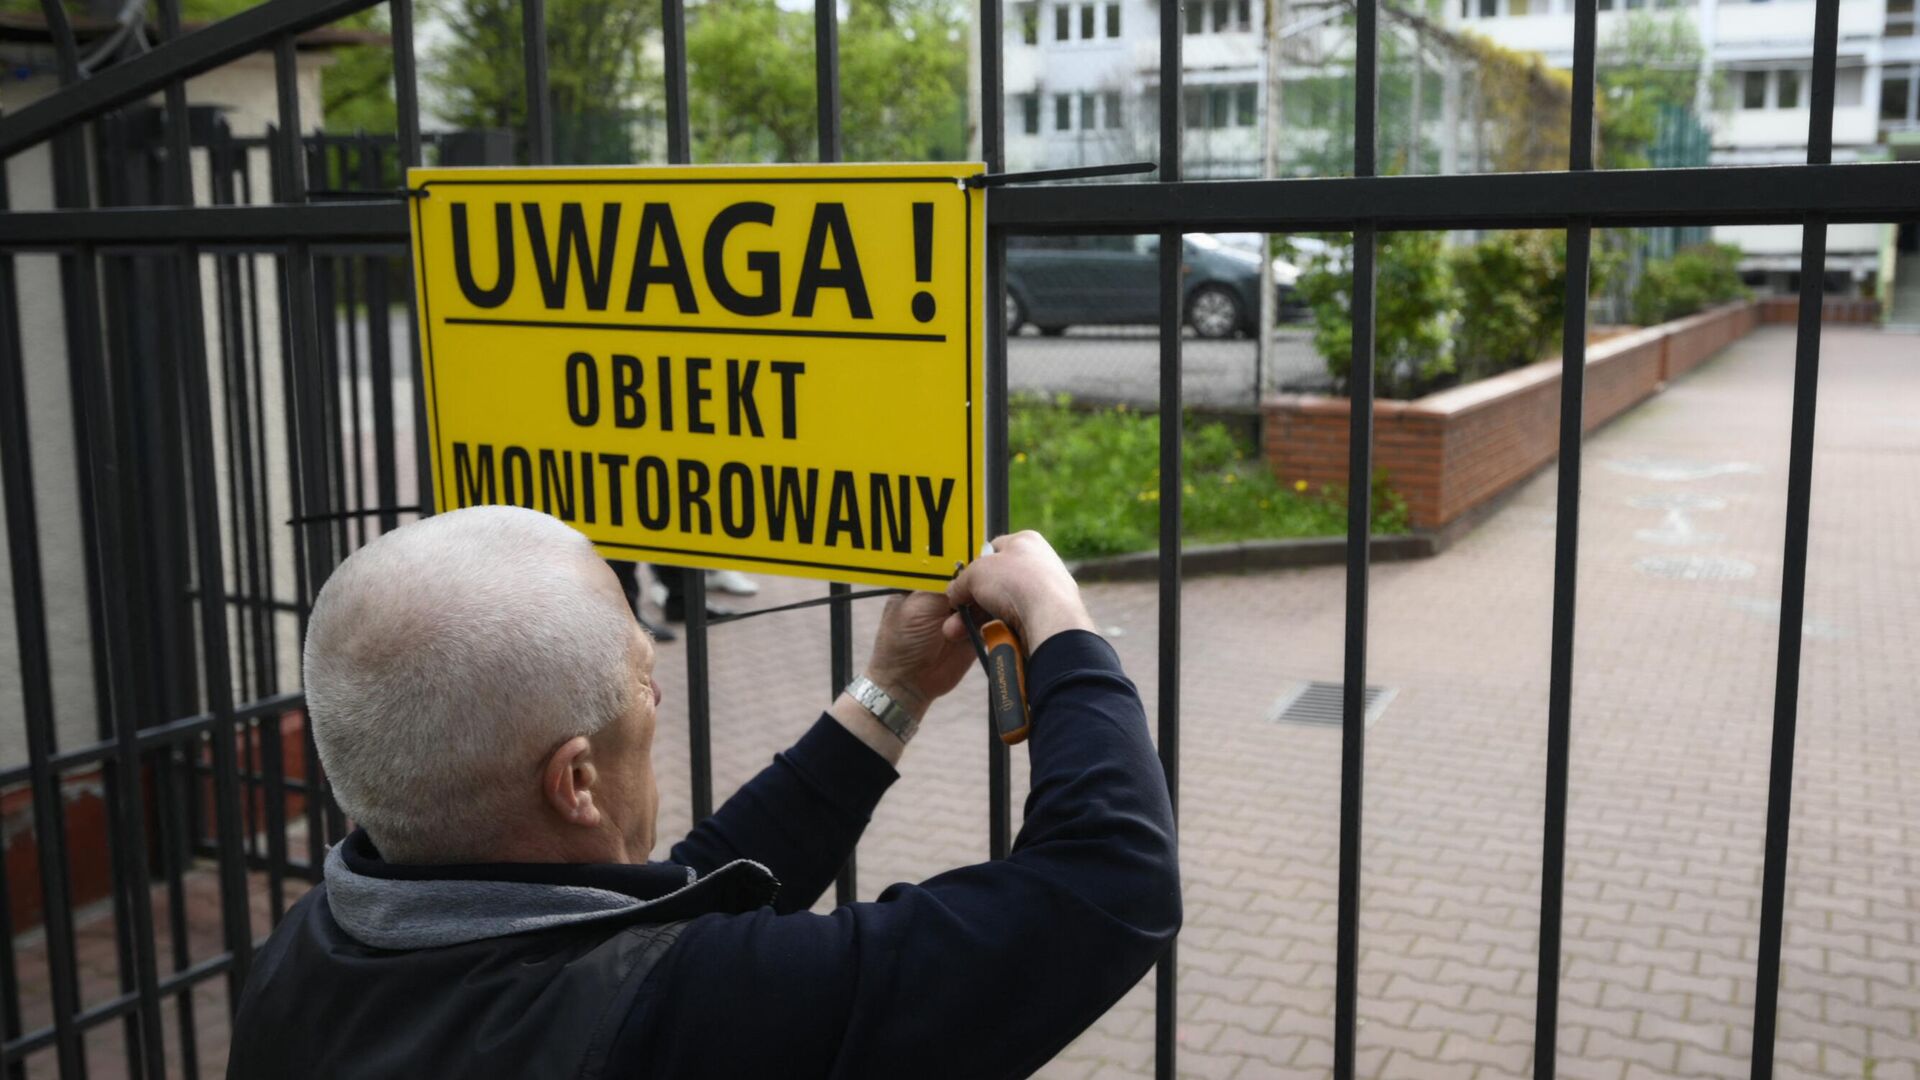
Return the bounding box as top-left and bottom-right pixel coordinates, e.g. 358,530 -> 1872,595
14,324 -> 1917,1078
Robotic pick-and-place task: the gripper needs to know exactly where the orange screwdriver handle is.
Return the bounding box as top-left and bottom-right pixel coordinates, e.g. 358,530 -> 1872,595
979,619 -> 1031,745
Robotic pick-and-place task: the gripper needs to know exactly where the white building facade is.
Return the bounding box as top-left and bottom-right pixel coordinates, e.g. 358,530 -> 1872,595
1000,0 -> 1919,301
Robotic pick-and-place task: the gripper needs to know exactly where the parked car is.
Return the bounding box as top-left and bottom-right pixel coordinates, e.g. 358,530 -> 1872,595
1005,232 -> 1305,338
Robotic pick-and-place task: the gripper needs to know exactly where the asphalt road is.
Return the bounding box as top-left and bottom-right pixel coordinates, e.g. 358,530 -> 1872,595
1006,323 -> 1327,409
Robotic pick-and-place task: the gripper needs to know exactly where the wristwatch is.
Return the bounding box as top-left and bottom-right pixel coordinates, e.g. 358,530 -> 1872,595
846,676 -> 921,744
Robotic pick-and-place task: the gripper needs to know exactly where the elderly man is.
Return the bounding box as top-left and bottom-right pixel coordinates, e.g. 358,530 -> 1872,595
228,506 -> 1179,1079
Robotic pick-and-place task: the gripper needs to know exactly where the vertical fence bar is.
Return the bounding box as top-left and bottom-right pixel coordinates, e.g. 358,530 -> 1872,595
1333,0 -> 1379,1072
1154,0 -> 1183,1075
980,0 -> 1013,865
656,0 -> 711,822
1751,0 -> 1839,1071
1534,0 -> 1598,1074
522,0 -> 553,165
0,147 -> 85,1080
391,0 -> 436,515
156,0 -> 260,1034
814,0 -> 858,905
42,5 -> 173,1073
275,34 -> 328,900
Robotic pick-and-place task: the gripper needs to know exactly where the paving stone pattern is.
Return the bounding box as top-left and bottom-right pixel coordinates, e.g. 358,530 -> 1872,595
12,326 -> 1917,1078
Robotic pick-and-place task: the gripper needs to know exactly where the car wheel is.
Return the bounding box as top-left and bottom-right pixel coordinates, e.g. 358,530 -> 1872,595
1005,291 -> 1027,335
1038,325 -> 1068,337
1186,285 -> 1241,340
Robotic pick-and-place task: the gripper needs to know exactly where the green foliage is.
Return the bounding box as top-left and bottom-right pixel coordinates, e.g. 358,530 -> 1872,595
1596,14 -> 1710,170
428,0 -> 656,163
1298,232 -> 1458,399
1630,243 -> 1747,325
1451,231 -> 1566,380
1008,396 -> 1410,559
688,0 -> 967,164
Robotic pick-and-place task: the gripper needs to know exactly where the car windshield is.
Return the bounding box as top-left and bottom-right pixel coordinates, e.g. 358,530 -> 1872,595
1185,233 -> 1223,251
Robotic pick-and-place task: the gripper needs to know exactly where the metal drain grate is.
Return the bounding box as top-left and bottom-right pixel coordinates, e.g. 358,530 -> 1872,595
1268,681 -> 1396,727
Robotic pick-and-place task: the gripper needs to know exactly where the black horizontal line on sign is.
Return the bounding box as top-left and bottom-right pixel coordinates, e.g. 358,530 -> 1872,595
443,317 -> 947,343
589,539 -> 953,582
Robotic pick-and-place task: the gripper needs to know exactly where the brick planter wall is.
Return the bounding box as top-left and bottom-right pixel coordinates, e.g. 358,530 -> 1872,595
1262,302 -> 1766,531
1757,295 -> 1881,324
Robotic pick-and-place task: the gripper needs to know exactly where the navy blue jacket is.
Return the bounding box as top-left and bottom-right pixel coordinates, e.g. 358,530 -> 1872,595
229,629 -> 1180,1079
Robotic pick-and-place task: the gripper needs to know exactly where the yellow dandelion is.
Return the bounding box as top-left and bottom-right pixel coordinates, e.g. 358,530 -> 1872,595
1293,479 -> 1309,492
1183,483 -> 1196,496
1259,499 -> 1271,509
1115,402 -> 1129,414
1222,473 -> 1237,485
1014,452 -> 1028,464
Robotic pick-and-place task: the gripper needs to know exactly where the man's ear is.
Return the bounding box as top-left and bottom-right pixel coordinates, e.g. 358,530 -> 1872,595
542,736 -> 602,829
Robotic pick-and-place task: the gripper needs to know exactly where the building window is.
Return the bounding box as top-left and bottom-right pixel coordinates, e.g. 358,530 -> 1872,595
1103,90 -> 1123,128
1743,70 -> 1769,109
1186,0 -> 1204,33
1776,68 -> 1802,110
1021,93 -> 1040,134
1236,0 -> 1252,29
1080,3 -> 1096,37
1212,0 -> 1231,31
1884,75 -> 1914,123
1235,84 -> 1257,126
1596,0 -> 1614,10
1461,0 -> 1470,16
1080,92 -> 1097,129
1017,3 -> 1038,44
1183,88 -> 1206,127
1056,4 -> 1071,40
1207,86 -> 1231,129
1105,2 -> 1121,36
1056,93 -> 1073,130
1889,0 -> 1915,36
1510,0 -> 1530,15
1479,0 -> 1498,16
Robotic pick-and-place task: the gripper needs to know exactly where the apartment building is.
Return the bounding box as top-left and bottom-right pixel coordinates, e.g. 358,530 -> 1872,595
1001,0 -> 1918,300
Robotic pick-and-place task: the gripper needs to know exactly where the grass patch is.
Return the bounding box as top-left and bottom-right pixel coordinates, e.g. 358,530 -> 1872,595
1008,396 -> 1410,560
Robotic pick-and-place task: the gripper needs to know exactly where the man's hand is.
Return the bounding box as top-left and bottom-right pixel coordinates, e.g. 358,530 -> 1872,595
943,531 -> 1095,651
865,591 -> 976,722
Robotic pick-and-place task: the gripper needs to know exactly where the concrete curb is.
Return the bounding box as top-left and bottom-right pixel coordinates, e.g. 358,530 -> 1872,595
1069,532 -> 1439,582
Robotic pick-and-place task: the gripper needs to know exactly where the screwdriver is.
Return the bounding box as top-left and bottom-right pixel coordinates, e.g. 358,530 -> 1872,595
956,543 -> 1032,746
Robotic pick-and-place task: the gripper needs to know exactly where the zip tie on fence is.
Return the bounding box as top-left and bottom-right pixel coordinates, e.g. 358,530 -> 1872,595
704,587 -> 907,626
965,161 -> 1155,189
306,187 -> 431,201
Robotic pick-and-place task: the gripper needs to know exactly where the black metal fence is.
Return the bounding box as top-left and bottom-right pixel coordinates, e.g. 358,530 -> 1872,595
0,0 -> 1916,1076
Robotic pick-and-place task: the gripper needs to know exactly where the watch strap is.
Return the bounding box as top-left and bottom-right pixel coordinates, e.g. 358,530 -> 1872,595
847,676 -> 920,744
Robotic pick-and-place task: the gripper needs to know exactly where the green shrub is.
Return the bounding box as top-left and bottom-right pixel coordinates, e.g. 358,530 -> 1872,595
1008,396 -> 1411,559
1450,230 -> 1568,381
1630,243 -> 1746,325
1298,232 -> 1458,400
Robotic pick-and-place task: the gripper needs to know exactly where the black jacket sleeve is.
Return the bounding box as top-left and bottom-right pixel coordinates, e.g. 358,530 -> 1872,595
668,714 -> 899,915
621,630 -> 1182,1079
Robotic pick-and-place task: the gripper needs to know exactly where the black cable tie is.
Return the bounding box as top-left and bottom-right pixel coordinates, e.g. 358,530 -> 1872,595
966,162 -> 1156,189
306,188 -> 430,202
705,586 -> 906,626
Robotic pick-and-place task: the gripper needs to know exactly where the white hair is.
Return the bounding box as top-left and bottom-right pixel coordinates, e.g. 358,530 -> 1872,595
303,505 -> 637,863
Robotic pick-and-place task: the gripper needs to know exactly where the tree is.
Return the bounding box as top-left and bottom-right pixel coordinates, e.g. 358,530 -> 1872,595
685,0 -> 967,164
1595,13 -> 1708,170
428,0 -> 656,164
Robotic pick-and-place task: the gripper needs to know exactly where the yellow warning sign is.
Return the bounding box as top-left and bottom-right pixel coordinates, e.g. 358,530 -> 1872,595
407,162 -> 986,592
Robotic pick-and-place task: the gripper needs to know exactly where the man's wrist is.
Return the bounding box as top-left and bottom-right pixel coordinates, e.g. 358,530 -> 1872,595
1015,599 -> 1097,651
860,670 -> 929,722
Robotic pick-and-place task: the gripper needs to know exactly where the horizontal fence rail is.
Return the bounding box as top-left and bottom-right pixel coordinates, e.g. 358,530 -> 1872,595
0,0 -> 1915,1070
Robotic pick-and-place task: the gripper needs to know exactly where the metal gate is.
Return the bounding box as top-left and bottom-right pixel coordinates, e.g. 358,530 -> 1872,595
1,0 -> 1917,1075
